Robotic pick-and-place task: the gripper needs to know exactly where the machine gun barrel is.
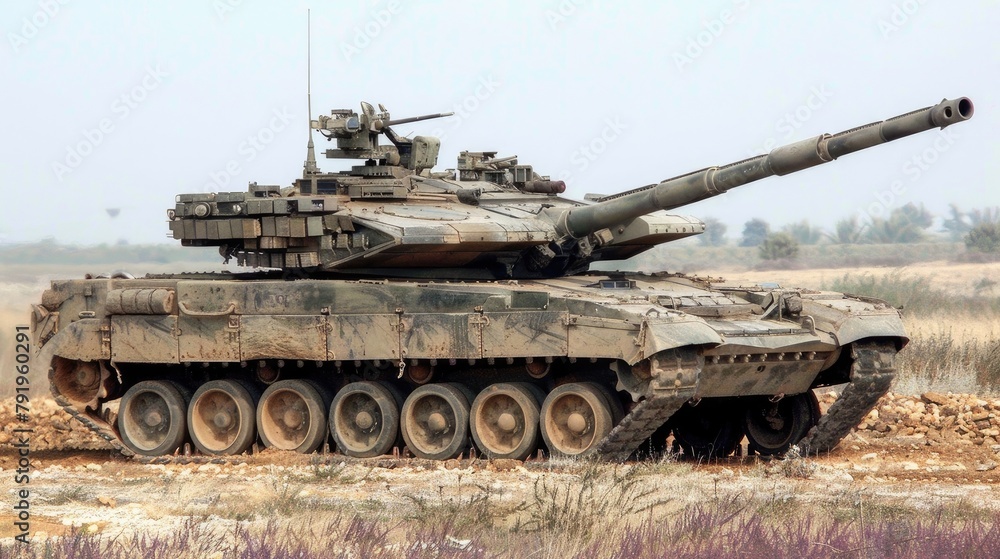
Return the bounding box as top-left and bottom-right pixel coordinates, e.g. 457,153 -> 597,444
384,112 -> 455,127
554,97 -> 974,239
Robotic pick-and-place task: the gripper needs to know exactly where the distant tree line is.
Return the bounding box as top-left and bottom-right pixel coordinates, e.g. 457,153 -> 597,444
697,204 -> 1000,260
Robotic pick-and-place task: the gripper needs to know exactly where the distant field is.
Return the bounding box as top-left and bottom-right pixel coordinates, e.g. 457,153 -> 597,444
621,241 -> 979,273
711,260 -> 1000,300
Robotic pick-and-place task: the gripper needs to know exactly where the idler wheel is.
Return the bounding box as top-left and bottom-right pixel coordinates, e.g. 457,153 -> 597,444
744,391 -> 820,456
188,380 -> 258,455
540,383 -> 614,458
670,398 -> 744,460
52,358 -> 104,405
470,382 -> 542,460
118,380 -> 190,456
330,381 -> 404,458
400,383 -> 471,460
257,379 -> 329,453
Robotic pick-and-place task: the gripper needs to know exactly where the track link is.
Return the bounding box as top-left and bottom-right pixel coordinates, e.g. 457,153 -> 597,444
798,340 -> 897,455
595,348 -> 702,461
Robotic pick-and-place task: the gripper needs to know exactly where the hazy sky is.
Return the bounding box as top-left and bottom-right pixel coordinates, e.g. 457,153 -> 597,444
2,0 -> 998,246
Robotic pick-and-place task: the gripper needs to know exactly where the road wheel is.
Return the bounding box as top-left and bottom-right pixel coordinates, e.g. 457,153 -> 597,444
257,379 -> 328,453
744,391 -> 820,456
188,380 -> 258,455
330,381 -> 403,458
671,398 -> 744,460
582,382 -> 625,424
540,382 -> 614,458
118,380 -> 189,456
400,383 -> 471,460
470,382 -> 541,460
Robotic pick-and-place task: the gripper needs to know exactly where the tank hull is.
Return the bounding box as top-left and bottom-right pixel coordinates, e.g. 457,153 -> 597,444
32,272 -> 904,460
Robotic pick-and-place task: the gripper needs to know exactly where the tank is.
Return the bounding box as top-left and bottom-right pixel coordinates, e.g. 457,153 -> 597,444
32,96 -> 974,461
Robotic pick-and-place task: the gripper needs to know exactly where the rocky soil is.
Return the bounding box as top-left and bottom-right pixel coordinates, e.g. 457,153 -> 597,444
3,392 -> 1000,544
5,392 -> 1000,456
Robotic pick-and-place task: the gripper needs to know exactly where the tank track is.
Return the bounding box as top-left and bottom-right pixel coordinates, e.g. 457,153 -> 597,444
797,340 -> 896,455
595,349 -> 702,461
48,385 -> 132,456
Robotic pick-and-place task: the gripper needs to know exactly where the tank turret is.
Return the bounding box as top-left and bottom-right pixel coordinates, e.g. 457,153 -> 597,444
168,97 -> 973,279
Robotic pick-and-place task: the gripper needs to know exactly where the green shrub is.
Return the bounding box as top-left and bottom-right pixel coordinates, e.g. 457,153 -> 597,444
758,232 -> 799,261
965,222 -> 1000,253
739,218 -> 770,247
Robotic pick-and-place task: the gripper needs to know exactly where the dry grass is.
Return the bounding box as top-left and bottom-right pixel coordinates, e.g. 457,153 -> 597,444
6,474 -> 1000,559
895,314 -> 1000,395
717,261 -> 1000,300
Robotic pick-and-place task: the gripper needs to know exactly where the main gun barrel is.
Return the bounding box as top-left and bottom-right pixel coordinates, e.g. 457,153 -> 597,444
554,97 -> 974,239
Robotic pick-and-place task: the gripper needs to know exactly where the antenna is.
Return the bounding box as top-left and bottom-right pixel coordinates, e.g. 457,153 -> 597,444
303,9 -> 318,181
